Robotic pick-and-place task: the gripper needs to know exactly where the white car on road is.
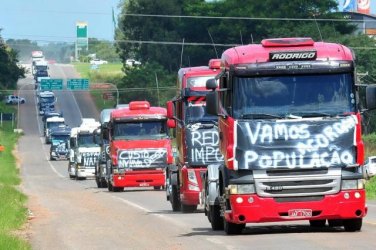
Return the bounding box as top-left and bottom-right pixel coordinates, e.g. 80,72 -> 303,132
5,95 -> 26,104
90,59 -> 108,65
364,156 -> 376,179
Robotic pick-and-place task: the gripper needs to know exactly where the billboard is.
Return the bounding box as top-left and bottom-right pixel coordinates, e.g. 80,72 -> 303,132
337,0 -> 374,14
76,22 -> 88,50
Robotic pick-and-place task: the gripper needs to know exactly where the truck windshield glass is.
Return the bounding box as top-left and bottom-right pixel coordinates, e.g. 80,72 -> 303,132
78,134 -> 98,147
51,135 -> 69,142
113,121 -> 168,140
36,70 -> 48,76
187,76 -> 215,88
185,101 -> 217,123
40,96 -> 55,103
47,122 -> 65,129
232,73 -> 355,119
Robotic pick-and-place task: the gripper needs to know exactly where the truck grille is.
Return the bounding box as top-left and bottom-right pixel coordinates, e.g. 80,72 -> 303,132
254,168 -> 341,197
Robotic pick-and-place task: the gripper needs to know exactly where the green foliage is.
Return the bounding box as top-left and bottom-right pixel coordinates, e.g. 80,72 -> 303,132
0,35 -> 25,90
118,62 -> 176,106
80,38 -> 120,63
366,176 -> 376,200
5,39 -> 40,62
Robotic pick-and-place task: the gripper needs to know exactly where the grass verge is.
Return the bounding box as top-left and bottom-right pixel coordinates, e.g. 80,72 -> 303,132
0,122 -> 30,249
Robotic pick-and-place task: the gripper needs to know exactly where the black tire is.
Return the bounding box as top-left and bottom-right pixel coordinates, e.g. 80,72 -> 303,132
113,186 -> 124,192
21,100 -> 25,104
328,219 -> 343,227
170,185 -> 181,212
224,219 -> 245,235
181,204 -> 197,213
343,218 -> 362,232
309,220 -> 326,227
108,182 -> 114,192
96,177 -> 102,188
210,205 -> 224,230
101,179 -> 108,188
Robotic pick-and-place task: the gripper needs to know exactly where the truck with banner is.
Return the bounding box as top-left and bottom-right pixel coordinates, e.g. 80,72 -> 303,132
68,118 -> 101,180
106,101 -> 174,192
50,126 -> 71,160
165,59 -> 223,212
203,37 -> 376,234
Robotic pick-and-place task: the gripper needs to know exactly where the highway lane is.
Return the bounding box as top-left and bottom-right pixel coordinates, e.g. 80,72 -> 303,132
18,64 -> 376,249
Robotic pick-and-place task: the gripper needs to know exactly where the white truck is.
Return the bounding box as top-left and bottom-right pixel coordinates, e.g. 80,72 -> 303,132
44,116 -> 66,144
68,119 -> 101,180
31,51 -> 45,75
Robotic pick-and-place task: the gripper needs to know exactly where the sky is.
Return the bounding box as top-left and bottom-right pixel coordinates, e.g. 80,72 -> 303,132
2,0 -> 376,45
0,0 -> 121,43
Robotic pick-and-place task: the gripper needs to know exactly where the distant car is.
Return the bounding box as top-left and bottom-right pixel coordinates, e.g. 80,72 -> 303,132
364,156 -> 376,179
90,59 -> 108,65
5,95 -> 26,105
125,59 -> 141,67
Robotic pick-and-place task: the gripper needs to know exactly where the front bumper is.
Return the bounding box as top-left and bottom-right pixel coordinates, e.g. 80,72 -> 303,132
77,167 -> 95,178
225,190 -> 367,224
112,170 -> 165,188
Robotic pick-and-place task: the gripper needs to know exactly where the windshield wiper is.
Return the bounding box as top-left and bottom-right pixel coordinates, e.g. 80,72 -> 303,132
240,113 -> 283,119
299,111 -> 337,118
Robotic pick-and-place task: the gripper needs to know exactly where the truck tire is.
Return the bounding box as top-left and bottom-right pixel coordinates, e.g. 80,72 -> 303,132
343,218 -> 362,232
170,185 -> 181,212
113,186 -> 124,192
328,219 -> 343,227
108,182 -> 114,192
101,179 -> 108,188
309,220 -> 326,227
181,204 -> 197,213
96,177 -> 102,188
210,205 -> 224,230
222,184 -> 245,235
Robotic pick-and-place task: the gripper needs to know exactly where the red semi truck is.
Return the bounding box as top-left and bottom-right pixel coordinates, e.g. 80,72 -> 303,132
165,59 -> 224,212
106,101 -> 174,192
203,37 -> 376,234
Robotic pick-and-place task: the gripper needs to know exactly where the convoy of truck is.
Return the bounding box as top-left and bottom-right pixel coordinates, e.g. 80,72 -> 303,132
30,37 -> 376,235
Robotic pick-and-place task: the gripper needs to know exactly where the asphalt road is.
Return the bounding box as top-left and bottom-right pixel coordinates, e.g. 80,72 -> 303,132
17,64 -> 376,250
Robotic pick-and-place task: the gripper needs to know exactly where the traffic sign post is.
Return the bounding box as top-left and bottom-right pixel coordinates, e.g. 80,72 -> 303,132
40,79 -> 63,90
67,79 -> 89,90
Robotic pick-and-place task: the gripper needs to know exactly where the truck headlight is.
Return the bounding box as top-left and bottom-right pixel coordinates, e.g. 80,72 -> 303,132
342,179 -> 364,190
228,184 -> 255,195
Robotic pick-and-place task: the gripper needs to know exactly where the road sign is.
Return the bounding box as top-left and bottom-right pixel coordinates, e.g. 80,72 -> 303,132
67,79 -> 89,90
40,79 -> 63,90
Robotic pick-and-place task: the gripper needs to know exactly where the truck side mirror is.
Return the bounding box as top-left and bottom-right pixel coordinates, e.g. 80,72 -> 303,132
206,78 -> 217,90
166,101 -> 174,119
167,119 -> 176,128
206,91 -> 219,116
366,85 -> 376,110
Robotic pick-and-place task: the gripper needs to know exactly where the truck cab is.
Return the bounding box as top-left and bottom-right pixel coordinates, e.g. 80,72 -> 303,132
106,101 -> 173,192
44,116 -> 66,144
50,126 -> 71,160
165,59 -> 223,212
38,91 -> 56,115
203,37 -> 376,234
68,119 -> 101,180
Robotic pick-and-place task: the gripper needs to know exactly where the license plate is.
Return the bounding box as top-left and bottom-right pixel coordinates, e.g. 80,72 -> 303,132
288,209 -> 312,218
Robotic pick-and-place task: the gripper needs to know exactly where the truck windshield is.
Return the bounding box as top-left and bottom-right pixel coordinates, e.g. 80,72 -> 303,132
36,70 -> 48,76
187,76 -> 215,88
47,122 -> 65,129
40,96 -> 55,103
185,101 -> 217,123
232,73 -> 355,119
51,135 -> 69,143
78,134 -> 98,147
113,120 -> 168,140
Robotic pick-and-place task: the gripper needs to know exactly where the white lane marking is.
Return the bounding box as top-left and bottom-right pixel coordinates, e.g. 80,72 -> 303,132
39,137 -> 65,178
367,203 -> 376,207
110,195 -> 186,227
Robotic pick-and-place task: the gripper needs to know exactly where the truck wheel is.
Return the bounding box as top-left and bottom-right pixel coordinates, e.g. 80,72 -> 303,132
223,219 -> 245,235
343,218 -> 362,232
96,177 -> 102,188
309,220 -> 326,227
101,179 -> 108,188
210,205 -> 224,230
113,186 -> 124,192
181,204 -> 197,213
108,182 -> 114,192
328,219 -> 343,227
170,185 -> 181,212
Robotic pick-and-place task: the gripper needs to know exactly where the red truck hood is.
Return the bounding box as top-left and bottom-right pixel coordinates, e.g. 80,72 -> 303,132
110,139 -> 173,165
